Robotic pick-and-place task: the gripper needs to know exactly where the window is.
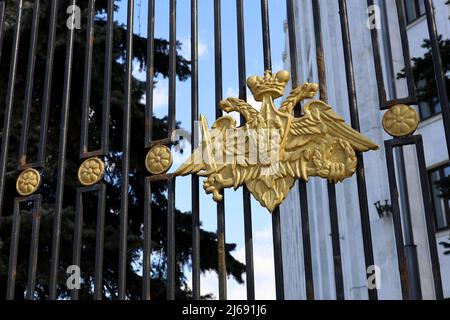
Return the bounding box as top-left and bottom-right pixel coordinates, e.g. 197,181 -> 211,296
429,164 -> 450,231
418,100 -> 442,120
404,0 -> 426,24
416,80 -> 442,120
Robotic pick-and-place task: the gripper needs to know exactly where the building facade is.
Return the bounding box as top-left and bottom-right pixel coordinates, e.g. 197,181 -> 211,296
280,0 -> 450,299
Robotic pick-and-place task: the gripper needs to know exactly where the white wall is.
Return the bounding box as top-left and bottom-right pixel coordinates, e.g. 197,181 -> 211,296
281,0 -> 450,299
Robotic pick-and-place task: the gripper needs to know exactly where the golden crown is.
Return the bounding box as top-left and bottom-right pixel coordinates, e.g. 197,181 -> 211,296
247,70 -> 290,102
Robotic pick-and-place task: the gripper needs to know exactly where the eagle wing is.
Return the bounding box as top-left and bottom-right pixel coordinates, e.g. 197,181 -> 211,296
174,115 -> 239,177
288,100 -> 379,152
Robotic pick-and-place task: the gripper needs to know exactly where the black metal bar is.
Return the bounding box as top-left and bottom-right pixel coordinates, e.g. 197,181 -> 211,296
424,0 -> 450,160
118,0 -> 134,300
367,0 -> 418,110
80,0 -> 96,158
191,0 -> 201,301
0,0 -> 23,218
145,0 -> 155,147
168,0 -> 177,134
143,178 -> 152,300
213,0 -> 227,301
384,140 -> 409,299
71,190 -> 84,300
49,0 -> 77,299
311,0 -> 327,101
80,0 -> 95,158
326,184 -> 344,300
101,0 -> 114,154
260,0 -> 284,300
6,199 -> 23,300
415,136 -> 444,300
394,0 -> 417,101
26,198 -> 42,300
166,0 -> 177,301
94,184 -> 106,300
260,0 -> 272,71
271,208 -> 284,300
167,178 -> 176,300
7,196 -> 41,300
236,0 -> 255,301
287,0 -> 314,300
37,0 -> 59,166
386,135 -> 443,299
385,138 -> 422,300
338,0 -> 378,300
311,0 -> 344,300
0,1 -> 5,64
18,0 -> 40,168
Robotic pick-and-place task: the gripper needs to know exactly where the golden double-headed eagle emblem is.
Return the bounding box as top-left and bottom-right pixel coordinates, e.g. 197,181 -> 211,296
175,70 -> 378,212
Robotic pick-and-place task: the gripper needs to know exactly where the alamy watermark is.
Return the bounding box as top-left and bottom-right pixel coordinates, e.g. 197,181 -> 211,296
66,5 -> 81,30
66,265 -> 81,290
367,265 -> 381,290
367,5 -> 381,30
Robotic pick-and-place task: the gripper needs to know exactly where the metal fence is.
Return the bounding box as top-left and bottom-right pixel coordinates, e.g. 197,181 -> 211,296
0,0 -> 447,300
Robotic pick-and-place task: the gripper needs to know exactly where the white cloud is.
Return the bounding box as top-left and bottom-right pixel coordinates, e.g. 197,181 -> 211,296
153,84 -> 169,109
227,226 -> 275,300
272,60 -> 285,73
180,38 -> 209,60
188,225 -> 276,300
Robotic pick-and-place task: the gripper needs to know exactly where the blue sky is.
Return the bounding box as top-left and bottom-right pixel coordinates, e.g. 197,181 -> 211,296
117,0 -> 287,300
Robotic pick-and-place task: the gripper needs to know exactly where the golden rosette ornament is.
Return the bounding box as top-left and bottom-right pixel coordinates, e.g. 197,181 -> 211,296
145,145 -> 173,175
16,168 -> 41,196
382,104 -> 419,137
78,157 -> 105,186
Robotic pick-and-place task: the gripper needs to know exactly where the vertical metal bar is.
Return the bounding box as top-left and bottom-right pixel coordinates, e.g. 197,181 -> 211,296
94,185 -> 106,300
379,1 -> 415,271
80,0 -> 96,158
71,190 -> 83,300
385,140 -> 422,300
260,0 -> 284,300
145,0 -> 155,146
191,0 -> 201,301
260,0 -> 272,70
311,0 -> 327,101
286,0 -> 314,300
166,0 -> 177,301
236,0 -> 255,301
271,209 -> 284,300
367,0 -> 417,108
18,0 -> 40,167
37,0 -> 59,166
393,0 -> 417,101
118,0 -> 134,300
384,141 -> 409,299
143,178 -> 152,300
367,0 -> 387,107
168,0 -> 177,134
214,0 -> 227,301
101,0 -> 114,154
0,1 -> 6,64
424,0 -> 450,160
311,0 -> 344,300
6,200 -> 22,300
167,178 -> 176,300
338,0 -> 378,300
26,198 -> 42,300
415,136 -> 444,299
327,184 -> 344,300
49,0 -> 78,300
0,0 -> 23,217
